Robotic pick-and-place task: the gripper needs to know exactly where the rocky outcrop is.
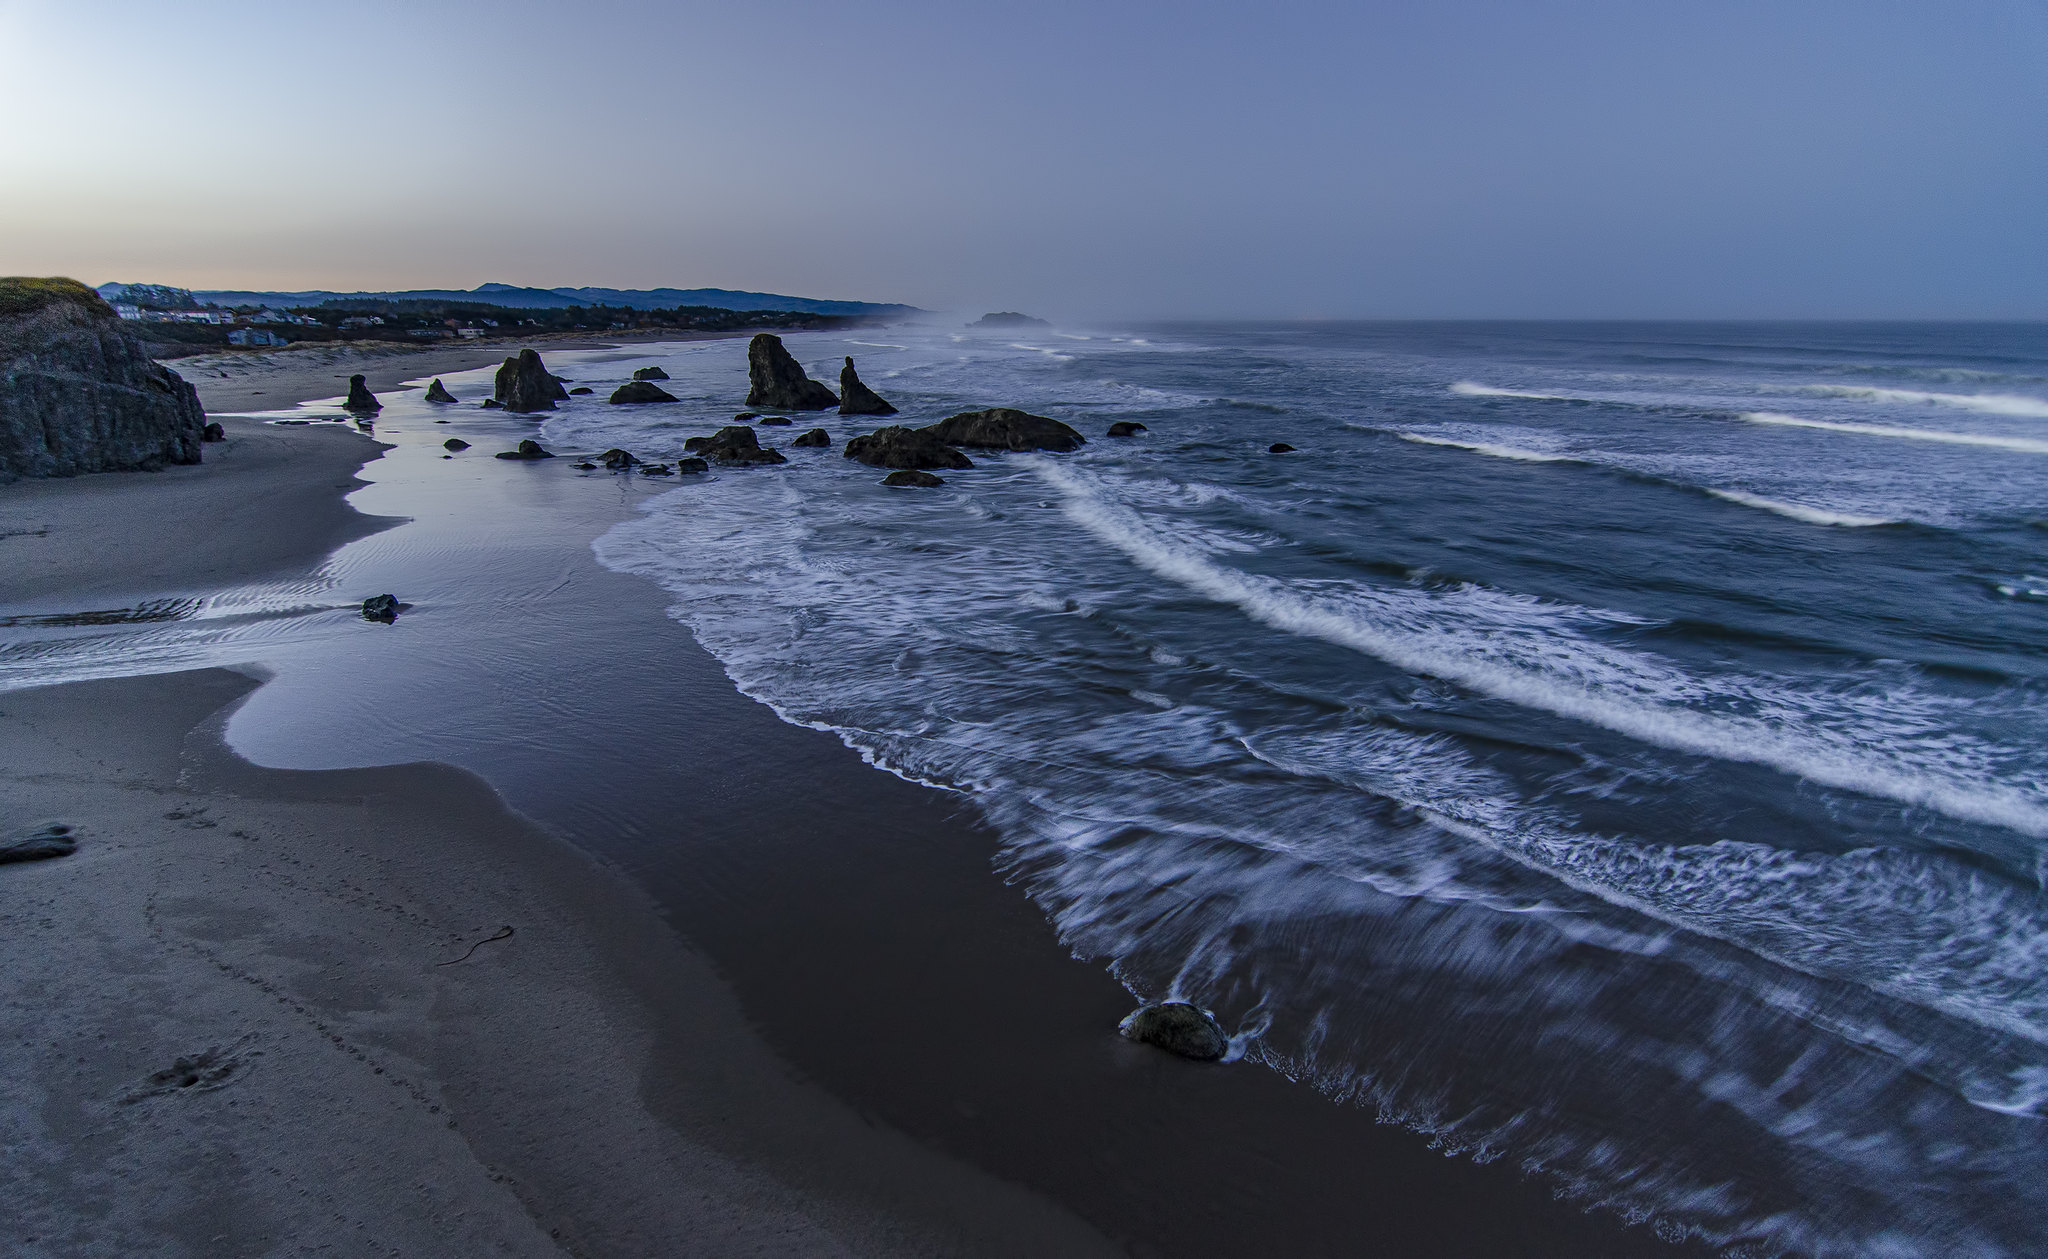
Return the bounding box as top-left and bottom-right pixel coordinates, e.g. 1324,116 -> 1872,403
882,469 -> 944,488
0,277 -> 205,479
493,349 -> 568,413
360,594 -> 403,623
844,426 -> 974,470
1107,421 -> 1147,437
599,448 -> 639,469
494,439 -> 554,460
791,427 -> 831,447
632,366 -> 669,380
424,379 -> 458,404
924,408 -> 1085,452
838,358 -> 897,415
675,456 -> 709,473
639,463 -> 674,476
1119,1002 -> 1228,1060
344,375 -> 381,412
689,425 -> 787,467
609,380 -> 678,405
745,334 -> 838,410
970,312 -> 1050,328
443,437 -> 470,451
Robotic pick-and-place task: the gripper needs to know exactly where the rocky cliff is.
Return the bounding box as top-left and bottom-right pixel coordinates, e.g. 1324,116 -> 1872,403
0,277 -> 205,480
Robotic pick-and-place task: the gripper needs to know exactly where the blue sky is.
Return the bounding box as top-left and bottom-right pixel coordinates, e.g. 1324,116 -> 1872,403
3,0 -> 2043,318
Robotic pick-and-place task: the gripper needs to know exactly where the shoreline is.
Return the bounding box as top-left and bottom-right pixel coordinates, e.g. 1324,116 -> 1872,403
2,342 -> 1706,1255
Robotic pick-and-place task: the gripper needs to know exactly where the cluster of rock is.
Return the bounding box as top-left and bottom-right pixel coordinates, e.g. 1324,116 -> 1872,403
683,425 -> 787,466
0,277 -> 206,479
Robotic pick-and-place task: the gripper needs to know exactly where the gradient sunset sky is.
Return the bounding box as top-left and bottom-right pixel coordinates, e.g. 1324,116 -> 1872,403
4,0 -> 2043,318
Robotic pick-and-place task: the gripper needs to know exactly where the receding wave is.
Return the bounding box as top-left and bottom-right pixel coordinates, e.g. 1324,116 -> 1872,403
1449,381 -> 1579,401
1741,411 -> 2048,455
1038,461 -> 2048,838
1705,488 -> 1899,528
1397,432 -> 1576,463
1806,385 -> 2048,418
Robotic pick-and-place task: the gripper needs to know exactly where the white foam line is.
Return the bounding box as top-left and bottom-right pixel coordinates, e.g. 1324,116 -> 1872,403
1806,385 -> 2048,419
846,340 -> 907,350
1036,462 -> 2048,839
1704,489 -> 1897,528
1450,381 -> 1579,401
1397,433 -> 1575,463
1741,411 -> 2048,455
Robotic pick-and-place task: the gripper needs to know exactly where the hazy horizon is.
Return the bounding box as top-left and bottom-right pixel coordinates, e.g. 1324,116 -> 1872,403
5,0 -> 2044,320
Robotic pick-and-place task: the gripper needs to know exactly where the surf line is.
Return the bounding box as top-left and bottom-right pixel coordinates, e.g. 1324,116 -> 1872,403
1034,461 -> 2048,840
1741,411 -> 2048,455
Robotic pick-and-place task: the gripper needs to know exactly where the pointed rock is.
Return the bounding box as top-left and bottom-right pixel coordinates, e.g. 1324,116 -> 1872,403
343,374 -> 381,412
745,334 -> 838,410
424,379 -> 459,404
493,349 -> 568,413
839,357 -> 897,415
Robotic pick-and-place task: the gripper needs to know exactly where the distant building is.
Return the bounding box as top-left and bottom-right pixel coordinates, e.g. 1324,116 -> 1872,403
456,327 -> 486,339
338,315 -> 385,329
228,329 -> 286,347
112,302 -> 142,320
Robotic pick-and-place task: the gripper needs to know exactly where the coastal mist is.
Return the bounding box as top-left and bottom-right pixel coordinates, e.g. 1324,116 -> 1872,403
569,322 -> 2048,1256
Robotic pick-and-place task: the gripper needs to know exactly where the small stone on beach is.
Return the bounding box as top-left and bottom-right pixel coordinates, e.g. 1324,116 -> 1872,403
1119,1001 -> 1229,1061
0,823 -> 77,864
360,594 -> 403,623
494,440 -> 554,461
443,438 -> 470,451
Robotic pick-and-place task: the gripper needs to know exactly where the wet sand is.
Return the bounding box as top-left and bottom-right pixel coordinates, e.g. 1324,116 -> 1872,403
1,343 -> 1710,1256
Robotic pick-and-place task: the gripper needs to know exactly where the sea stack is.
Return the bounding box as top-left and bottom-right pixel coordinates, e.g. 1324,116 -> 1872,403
744,334 -> 839,411
0,276 -> 205,479
494,348 -> 569,413
343,375 -> 381,412
838,357 -> 897,416
424,379 -> 458,404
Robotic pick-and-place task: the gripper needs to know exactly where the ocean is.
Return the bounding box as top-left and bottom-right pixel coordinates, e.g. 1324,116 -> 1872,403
8,320 -> 2046,1254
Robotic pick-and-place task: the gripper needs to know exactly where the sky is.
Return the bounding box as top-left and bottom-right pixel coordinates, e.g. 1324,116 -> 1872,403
2,0 -> 2044,319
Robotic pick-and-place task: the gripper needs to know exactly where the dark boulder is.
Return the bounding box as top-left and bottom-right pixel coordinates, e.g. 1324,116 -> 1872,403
573,461 -> 598,470
675,456 -> 709,473
759,416 -> 791,426
1107,421 -> 1147,437
1119,1002 -> 1228,1061
745,333 -> 838,410
844,426 -> 975,470
924,408 -> 1085,453
639,463 -> 674,476
1268,442 -> 1295,454
791,427 -> 831,448
682,435 -> 710,453
201,422 -> 226,442
599,448 -> 638,470
0,823 -> 76,864
839,357 -> 898,416
360,594 -> 403,623
882,469 -> 944,488
424,378 -> 458,404
609,380 -> 678,405
632,366 -> 670,381
443,437 -> 470,451
568,386 -> 594,395
0,278 -> 206,479
494,439 -> 554,460
695,425 -> 788,467
734,412 -> 760,421
343,374 -> 381,412
482,399 -> 504,409
493,348 -> 568,413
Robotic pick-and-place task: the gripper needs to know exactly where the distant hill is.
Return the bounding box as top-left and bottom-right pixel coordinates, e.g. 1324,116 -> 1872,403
162,281 -> 921,319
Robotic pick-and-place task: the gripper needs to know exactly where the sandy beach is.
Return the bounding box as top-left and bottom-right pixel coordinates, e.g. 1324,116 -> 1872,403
1,341 -> 1705,1257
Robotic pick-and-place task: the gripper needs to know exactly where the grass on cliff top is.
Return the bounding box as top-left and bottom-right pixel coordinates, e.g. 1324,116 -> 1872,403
0,277 -> 112,319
